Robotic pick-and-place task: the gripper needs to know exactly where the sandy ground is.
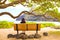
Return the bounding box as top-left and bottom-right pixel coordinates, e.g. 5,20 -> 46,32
0,27 -> 60,40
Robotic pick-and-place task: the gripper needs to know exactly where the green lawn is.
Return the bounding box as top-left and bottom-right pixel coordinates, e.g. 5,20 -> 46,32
49,31 -> 60,35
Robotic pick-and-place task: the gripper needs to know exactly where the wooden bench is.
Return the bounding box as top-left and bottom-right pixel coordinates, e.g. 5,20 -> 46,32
14,23 -> 40,35
14,23 -> 40,31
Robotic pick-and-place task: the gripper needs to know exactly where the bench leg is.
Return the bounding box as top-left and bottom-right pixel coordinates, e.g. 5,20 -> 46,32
17,30 -> 19,35
16,24 -> 20,39
36,24 -> 38,34
34,24 -> 41,38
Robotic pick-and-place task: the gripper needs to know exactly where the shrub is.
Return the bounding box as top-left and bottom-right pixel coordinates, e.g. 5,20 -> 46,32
0,21 -> 14,28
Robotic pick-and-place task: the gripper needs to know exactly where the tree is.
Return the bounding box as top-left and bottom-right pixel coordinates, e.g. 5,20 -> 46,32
0,0 -> 60,21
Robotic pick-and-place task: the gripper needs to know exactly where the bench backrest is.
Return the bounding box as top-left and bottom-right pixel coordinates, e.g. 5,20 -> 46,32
14,23 -> 40,31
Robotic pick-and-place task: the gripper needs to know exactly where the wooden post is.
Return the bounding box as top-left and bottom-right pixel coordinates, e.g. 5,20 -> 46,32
16,24 -> 19,35
36,24 -> 38,34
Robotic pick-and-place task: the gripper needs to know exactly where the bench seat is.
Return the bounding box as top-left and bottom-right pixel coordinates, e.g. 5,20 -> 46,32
14,23 -> 40,31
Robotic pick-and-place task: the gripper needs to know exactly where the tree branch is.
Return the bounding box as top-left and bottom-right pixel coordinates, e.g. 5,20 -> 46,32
2,0 -> 6,4
0,0 -> 25,9
0,10 -> 59,21
0,10 -> 56,19
0,11 -> 36,19
0,0 -> 7,4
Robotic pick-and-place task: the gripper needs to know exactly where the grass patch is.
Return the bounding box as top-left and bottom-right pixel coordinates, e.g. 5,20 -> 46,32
49,31 -> 60,35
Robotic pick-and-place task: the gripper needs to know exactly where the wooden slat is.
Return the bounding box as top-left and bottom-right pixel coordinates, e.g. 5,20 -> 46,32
14,23 -> 26,31
18,23 -> 26,31
27,24 -> 37,30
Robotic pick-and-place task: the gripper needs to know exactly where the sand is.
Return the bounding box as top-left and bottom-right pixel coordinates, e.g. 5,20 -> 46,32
0,27 -> 60,40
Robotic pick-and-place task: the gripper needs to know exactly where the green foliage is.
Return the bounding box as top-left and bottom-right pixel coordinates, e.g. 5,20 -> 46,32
0,21 -> 14,28
27,3 -> 33,7
9,0 -> 16,2
8,0 -> 60,16
33,1 -> 55,14
56,2 -> 60,7
53,8 -> 58,13
46,10 -> 60,21
26,21 -> 36,24
41,23 -> 55,28
21,0 -> 60,19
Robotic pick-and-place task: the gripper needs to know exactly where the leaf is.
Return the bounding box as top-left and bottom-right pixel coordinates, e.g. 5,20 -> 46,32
8,0 -> 15,2
27,3 -> 33,7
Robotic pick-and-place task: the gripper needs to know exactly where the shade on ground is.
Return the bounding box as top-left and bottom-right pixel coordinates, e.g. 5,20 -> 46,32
0,27 -> 60,40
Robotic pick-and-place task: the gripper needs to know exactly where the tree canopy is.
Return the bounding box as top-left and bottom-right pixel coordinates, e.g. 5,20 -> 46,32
0,0 -> 60,21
